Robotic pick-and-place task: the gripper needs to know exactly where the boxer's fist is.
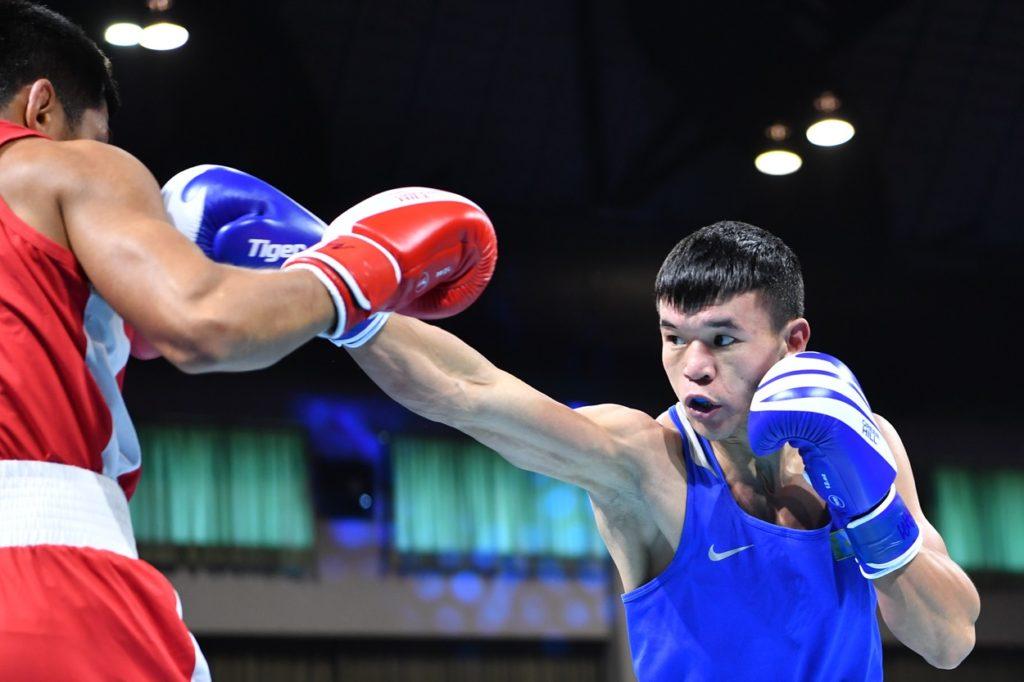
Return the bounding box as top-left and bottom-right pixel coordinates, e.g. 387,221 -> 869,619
748,352 -> 921,579
161,164 -> 325,268
283,187 -> 496,341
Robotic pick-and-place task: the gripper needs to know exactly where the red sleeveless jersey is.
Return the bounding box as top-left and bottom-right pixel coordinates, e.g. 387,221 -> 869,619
0,121 -> 141,497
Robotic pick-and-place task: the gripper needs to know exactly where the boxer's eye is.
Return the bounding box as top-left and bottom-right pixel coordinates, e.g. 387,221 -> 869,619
714,334 -> 736,347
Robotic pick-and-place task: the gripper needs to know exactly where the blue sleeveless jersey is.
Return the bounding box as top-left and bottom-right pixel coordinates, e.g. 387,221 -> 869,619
622,405 -> 882,681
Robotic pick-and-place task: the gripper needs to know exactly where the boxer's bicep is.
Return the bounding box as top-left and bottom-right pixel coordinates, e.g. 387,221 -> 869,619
876,414 -> 950,557
57,142 -> 225,351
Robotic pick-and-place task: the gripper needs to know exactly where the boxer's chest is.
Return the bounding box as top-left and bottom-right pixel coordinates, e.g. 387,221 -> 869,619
728,475 -> 829,530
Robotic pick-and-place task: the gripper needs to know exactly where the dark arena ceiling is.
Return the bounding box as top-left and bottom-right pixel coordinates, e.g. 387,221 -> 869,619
42,0 -> 1024,434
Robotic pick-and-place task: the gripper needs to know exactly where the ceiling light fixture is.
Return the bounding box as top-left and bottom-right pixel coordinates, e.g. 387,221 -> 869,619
755,123 -> 803,176
104,1 -> 188,51
139,21 -> 189,50
806,92 -> 855,147
104,22 -> 143,47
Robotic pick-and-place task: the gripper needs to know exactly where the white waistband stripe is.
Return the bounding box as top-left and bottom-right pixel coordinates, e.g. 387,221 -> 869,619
0,460 -> 138,559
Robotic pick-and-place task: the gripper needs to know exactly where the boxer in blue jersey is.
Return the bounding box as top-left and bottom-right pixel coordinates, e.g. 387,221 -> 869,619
348,221 -> 979,680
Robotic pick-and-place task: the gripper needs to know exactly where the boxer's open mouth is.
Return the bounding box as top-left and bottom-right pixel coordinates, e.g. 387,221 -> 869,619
686,396 -> 720,414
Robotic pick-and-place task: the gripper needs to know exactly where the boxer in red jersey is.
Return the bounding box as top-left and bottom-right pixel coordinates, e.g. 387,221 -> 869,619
0,3 -> 496,678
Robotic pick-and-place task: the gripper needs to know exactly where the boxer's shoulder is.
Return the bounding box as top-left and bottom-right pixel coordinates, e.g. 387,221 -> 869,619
0,136 -> 69,246
575,403 -> 658,434
31,142 -> 166,226
55,140 -> 156,194
576,403 -> 686,495
0,137 -> 141,197
0,139 -> 163,251
576,403 -> 674,461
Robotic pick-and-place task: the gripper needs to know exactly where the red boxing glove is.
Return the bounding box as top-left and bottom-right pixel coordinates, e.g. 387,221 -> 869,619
282,187 -> 497,340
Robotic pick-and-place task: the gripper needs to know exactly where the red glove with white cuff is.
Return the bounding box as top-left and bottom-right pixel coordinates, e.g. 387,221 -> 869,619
282,187 -> 497,342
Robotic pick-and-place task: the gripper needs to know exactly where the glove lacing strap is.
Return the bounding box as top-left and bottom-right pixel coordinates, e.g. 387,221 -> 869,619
846,484 -> 923,579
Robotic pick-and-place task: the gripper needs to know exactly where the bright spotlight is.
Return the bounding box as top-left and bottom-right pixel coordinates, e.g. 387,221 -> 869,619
755,150 -> 803,176
104,22 -> 143,47
806,118 -> 855,147
139,22 -> 189,51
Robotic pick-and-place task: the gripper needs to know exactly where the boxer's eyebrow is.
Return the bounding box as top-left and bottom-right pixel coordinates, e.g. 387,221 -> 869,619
659,318 -> 739,329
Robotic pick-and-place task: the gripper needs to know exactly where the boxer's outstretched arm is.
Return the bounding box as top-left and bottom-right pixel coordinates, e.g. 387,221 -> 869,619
57,141 -> 334,372
874,416 -> 979,669
349,315 -> 658,500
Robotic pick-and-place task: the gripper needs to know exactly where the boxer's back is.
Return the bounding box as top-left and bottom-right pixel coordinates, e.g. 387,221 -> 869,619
0,120 -> 141,497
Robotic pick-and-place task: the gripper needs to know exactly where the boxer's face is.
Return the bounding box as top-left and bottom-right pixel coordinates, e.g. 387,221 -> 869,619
659,291 -> 806,442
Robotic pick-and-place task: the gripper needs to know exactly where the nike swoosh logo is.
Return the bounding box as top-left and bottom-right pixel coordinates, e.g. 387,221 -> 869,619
708,543 -> 754,561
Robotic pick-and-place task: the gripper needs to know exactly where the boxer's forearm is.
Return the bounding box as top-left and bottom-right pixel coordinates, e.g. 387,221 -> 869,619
875,544 -> 979,669
171,267 -> 335,372
347,314 -> 502,424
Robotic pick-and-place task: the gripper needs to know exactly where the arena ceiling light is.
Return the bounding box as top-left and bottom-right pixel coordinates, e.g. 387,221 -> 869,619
138,22 -> 189,50
755,150 -> 803,176
104,22 -> 143,47
806,118 -> 855,147
754,123 -> 802,176
806,92 -> 855,147
103,1 -> 188,51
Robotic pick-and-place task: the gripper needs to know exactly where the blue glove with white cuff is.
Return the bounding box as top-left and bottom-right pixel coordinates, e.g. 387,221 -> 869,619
748,351 -> 922,579
161,164 -> 388,348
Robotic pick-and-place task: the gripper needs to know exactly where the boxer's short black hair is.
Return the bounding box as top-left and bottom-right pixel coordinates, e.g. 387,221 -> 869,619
655,220 -> 804,330
0,1 -> 120,125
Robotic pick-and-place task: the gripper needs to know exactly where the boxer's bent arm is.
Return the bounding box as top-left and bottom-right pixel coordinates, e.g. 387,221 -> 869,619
349,315 -> 655,500
57,141 -> 334,372
872,415 -> 979,669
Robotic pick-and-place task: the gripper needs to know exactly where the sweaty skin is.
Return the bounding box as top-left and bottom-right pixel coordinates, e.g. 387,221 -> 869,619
0,79 -> 334,372
350,292 -> 979,670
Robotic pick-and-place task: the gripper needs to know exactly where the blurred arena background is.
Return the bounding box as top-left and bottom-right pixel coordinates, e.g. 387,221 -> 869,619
46,0 -> 1024,679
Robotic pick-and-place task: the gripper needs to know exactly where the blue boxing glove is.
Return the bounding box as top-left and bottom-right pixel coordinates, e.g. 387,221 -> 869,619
748,351 -> 922,579
160,164 -> 388,348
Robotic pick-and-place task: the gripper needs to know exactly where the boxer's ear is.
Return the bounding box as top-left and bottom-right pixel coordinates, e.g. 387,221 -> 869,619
24,79 -> 70,139
783,317 -> 810,353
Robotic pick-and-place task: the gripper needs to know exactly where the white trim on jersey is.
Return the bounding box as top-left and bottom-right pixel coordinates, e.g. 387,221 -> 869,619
674,404 -> 718,476
83,291 -> 142,486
